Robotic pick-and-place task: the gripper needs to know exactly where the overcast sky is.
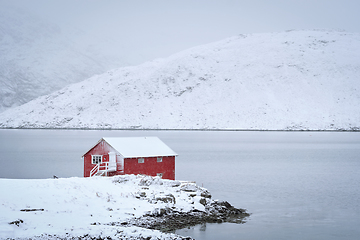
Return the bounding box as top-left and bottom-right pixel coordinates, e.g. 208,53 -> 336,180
3,0 -> 360,64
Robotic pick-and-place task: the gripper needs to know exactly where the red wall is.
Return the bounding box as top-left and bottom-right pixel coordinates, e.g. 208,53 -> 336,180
84,140 -> 175,180
124,156 -> 175,180
83,140 -> 116,177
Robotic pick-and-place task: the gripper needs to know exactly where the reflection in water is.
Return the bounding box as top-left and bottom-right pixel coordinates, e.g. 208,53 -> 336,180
200,223 -> 206,231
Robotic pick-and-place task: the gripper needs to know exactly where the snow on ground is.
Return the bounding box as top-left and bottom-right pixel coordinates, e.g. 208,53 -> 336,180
0,30 -> 359,130
0,175 -> 210,239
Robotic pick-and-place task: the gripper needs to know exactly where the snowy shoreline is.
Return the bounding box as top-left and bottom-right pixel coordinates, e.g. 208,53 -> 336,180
0,127 -> 359,132
1,175 -> 249,240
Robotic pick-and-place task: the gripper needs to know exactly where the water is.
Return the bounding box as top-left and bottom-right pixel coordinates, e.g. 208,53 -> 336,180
1,129 -> 360,239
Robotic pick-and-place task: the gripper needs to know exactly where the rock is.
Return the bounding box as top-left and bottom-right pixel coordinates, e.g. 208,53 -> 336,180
138,175 -> 164,186
9,219 -> 23,226
188,192 -> 197,197
112,176 -> 130,184
155,193 -> 176,204
170,181 -> 181,187
221,201 -> 232,209
128,199 -> 250,233
200,190 -> 211,198
162,180 -> 181,187
199,198 -> 207,206
20,208 -> 44,212
180,183 -> 198,192
139,176 -> 154,186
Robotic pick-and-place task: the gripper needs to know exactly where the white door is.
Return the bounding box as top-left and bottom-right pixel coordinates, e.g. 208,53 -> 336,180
108,152 -> 116,172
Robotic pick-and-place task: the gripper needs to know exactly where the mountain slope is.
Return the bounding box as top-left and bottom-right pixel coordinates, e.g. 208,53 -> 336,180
0,30 -> 359,130
0,6 -> 125,112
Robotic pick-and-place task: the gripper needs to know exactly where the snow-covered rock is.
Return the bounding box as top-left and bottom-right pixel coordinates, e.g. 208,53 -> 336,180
0,30 -> 359,130
0,175 -> 248,239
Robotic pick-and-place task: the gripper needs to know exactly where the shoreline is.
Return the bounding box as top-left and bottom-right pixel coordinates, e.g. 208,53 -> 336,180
128,200 -> 250,232
0,127 -> 359,132
1,175 -> 250,240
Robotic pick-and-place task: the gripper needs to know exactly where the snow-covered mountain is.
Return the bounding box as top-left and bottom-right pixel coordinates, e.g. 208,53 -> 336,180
0,6 -> 126,113
0,30 -> 359,130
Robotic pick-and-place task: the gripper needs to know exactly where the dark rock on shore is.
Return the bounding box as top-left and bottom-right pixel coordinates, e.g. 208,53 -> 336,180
110,200 -> 250,233
9,219 -> 24,227
12,233 -> 194,240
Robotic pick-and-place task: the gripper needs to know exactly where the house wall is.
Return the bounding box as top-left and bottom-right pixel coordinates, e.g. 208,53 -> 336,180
124,156 -> 175,180
83,140 -> 119,177
84,140 -> 176,179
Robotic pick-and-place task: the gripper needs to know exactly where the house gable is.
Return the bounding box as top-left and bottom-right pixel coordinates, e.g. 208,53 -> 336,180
83,139 -> 121,177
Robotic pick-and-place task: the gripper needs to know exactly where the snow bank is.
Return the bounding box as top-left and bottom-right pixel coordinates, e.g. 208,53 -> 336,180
0,175 -> 232,239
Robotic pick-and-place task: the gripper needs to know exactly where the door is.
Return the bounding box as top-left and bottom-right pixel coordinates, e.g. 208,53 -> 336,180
108,152 -> 116,172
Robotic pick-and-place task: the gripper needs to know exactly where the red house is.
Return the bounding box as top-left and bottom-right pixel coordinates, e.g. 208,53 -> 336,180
82,137 -> 177,180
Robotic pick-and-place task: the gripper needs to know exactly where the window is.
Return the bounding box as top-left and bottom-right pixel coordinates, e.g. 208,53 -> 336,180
138,158 -> 144,163
157,173 -> 163,178
92,155 -> 102,164
157,157 -> 162,162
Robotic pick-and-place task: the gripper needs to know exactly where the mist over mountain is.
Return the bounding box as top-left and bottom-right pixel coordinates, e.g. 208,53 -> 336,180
0,6 -> 128,112
0,30 -> 359,130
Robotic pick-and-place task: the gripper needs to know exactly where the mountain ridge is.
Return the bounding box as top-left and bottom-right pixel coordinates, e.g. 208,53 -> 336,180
1,30 -> 359,130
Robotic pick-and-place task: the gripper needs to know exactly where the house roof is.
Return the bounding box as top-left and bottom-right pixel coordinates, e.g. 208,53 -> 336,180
99,137 -> 178,158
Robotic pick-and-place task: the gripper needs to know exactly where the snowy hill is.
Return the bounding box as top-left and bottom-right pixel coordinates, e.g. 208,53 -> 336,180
0,30 -> 359,130
0,6 -> 126,113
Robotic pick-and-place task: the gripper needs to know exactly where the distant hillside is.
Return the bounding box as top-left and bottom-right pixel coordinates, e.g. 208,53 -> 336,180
0,30 -> 359,130
0,6 -> 126,112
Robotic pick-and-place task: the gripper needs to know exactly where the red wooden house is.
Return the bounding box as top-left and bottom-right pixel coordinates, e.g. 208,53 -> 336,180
82,137 -> 177,180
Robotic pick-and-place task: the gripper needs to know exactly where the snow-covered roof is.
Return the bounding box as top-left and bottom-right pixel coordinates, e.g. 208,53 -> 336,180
101,137 -> 177,158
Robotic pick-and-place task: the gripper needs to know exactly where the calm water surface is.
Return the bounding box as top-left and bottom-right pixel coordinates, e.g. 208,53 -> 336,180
0,129 -> 359,240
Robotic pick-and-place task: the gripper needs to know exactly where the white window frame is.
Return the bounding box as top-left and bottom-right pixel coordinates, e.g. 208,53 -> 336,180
157,173 -> 163,178
138,158 -> 144,163
157,157 -> 163,162
92,155 -> 102,164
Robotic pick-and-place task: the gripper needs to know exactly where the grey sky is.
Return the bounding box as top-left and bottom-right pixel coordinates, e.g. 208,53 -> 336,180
3,0 -> 360,64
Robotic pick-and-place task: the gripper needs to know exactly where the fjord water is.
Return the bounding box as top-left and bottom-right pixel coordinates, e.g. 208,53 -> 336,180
0,130 -> 359,239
